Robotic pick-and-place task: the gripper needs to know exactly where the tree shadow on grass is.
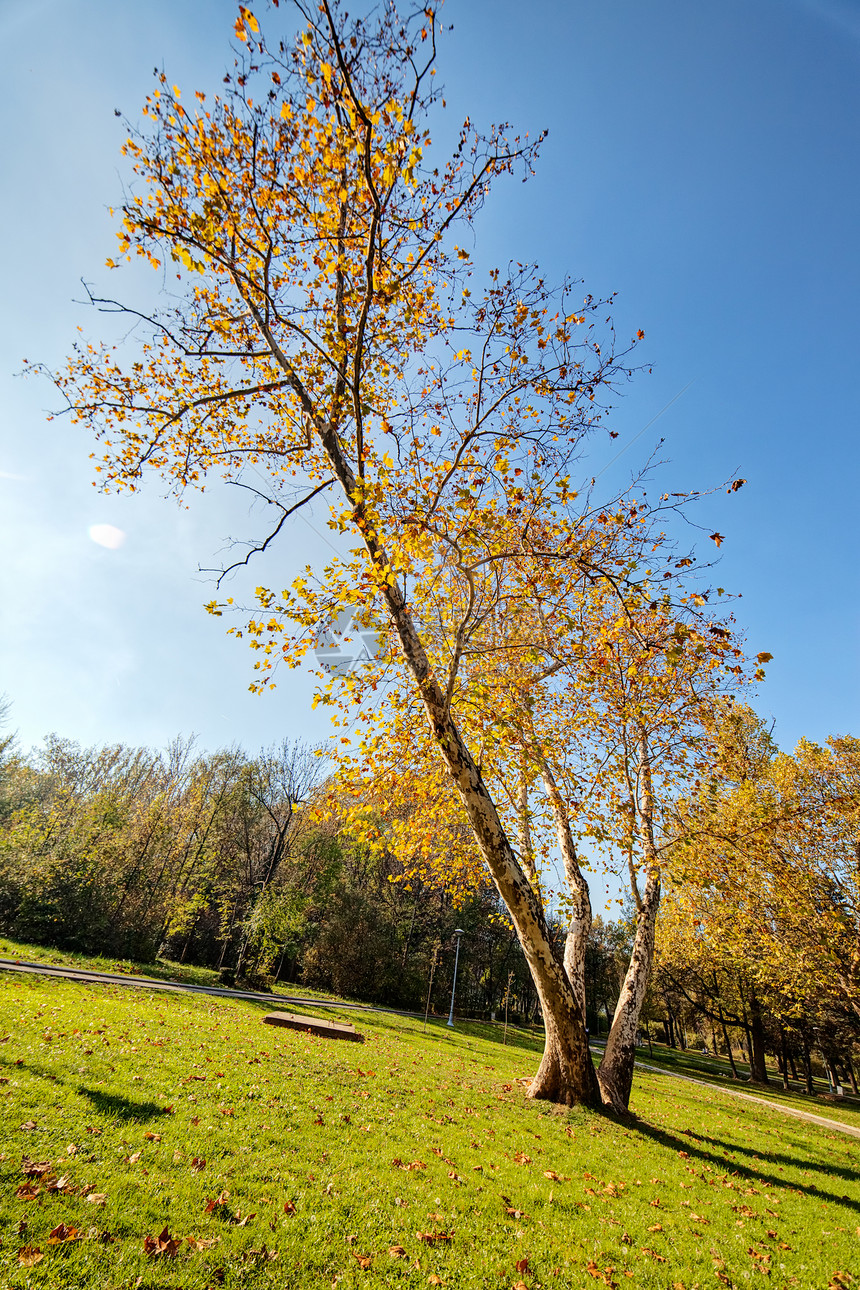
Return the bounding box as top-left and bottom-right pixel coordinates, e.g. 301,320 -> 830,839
1,1055 -> 171,1123
627,1115 -> 860,1214
678,1125 -> 860,1185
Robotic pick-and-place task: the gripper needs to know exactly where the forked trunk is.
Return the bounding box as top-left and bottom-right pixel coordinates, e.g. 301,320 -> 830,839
291,386 -> 601,1108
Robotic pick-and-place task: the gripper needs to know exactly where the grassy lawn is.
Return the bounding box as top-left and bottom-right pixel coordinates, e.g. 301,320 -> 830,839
0,937 -> 346,1004
1,969 -> 858,1289
626,1042 -> 860,1130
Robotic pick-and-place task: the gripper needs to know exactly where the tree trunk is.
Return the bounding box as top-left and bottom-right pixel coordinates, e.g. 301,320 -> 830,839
721,1017 -> 740,1079
801,1033 -> 814,1094
779,1027 -> 790,1090
597,729 -> 661,1113
597,876 -> 660,1112
747,992 -> 769,1084
539,763 -> 591,1026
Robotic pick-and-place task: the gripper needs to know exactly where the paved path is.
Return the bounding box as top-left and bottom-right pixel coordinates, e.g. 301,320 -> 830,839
0,956 -> 407,1014
632,1057 -> 860,1140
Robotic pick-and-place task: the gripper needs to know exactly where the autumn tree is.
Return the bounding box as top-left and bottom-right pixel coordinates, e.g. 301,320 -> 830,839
656,710 -> 860,1084
42,0 -> 758,1105
320,501 -> 754,1110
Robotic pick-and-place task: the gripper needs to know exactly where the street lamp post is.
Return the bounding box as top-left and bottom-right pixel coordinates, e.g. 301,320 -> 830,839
447,929 -> 466,1028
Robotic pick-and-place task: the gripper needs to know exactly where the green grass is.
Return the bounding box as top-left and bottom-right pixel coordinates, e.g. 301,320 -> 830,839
0,937 -> 346,1004
627,1042 -> 860,1129
1,970 -> 859,1289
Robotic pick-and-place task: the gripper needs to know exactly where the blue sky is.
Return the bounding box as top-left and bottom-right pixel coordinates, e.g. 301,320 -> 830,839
1,0 -> 858,764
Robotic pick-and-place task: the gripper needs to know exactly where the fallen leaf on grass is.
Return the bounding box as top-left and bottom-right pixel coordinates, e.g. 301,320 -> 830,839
20,1120 -> 38,1131
501,1196 -> 529,1221
639,1248 -> 667,1264
18,1245 -> 43,1266
245,1244 -> 278,1263
205,1191 -> 230,1214
187,1235 -> 220,1251
191,1156 -> 206,1171
127,1151 -> 142,1164
351,1250 -> 372,1269
21,1158 -> 53,1178
45,1174 -> 74,1195
516,1258 -> 530,1273
143,1131 -> 161,1142
143,1226 -> 182,1258
543,1170 -> 568,1182
15,1183 -> 41,1200
389,1245 -> 408,1257
417,1231 -> 452,1245
514,1151 -> 532,1165
86,1193 -> 107,1206
514,1282 -> 529,1290
392,1157 -> 426,1171
283,1200 -> 296,1215
428,1277 -> 442,1286
647,1223 -> 663,1233
47,1223 -> 82,1244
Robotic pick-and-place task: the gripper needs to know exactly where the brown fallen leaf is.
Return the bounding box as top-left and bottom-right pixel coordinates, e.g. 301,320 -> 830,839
514,1152 -> 532,1165
417,1231 -> 452,1245
640,1248 -> 668,1264
18,1244 -> 43,1266
235,1210 -> 256,1227
86,1193 -> 107,1206
187,1235 -> 220,1251
647,1223 -> 663,1233
143,1131 -> 161,1142
21,1159 -> 53,1178
204,1191 -> 230,1214
143,1225 -> 182,1258
428,1277 -> 442,1286
47,1223 -> 82,1244
191,1156 -> 206,1172
351,1250 -> 372,1269
15,1183 -> 41,1200
45,1174 -> 73,1195
127,1151 -> 142,1164
516,1257 -> 530,1273
283,1200 -> 297,1215
389,1244 -> 408,1257
20,1120 -> 37,1130
392,1157 -> 426,1171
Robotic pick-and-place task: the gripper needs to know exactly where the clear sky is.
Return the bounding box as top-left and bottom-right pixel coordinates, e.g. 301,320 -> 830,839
1,0 -> 858,763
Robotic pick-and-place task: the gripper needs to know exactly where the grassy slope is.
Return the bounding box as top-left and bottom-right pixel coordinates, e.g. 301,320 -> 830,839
621,1043 -> 860,1131
1,971 -> 858,1290
0,937 -> 342,1003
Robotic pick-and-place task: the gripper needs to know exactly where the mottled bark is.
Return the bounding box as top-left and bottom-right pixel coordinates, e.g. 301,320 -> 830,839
540,763 -> 592,1025
597,726 -> 661,1113
597,874 -> 660,1111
